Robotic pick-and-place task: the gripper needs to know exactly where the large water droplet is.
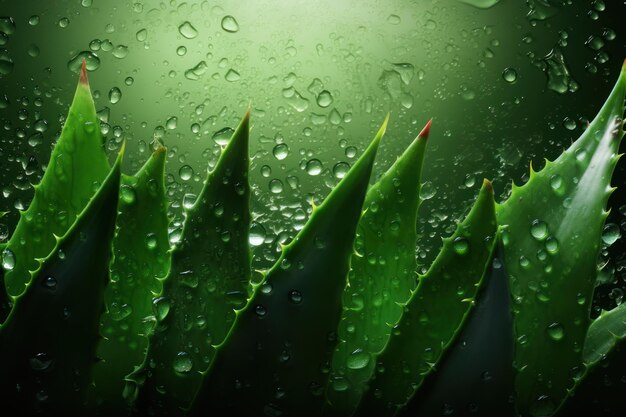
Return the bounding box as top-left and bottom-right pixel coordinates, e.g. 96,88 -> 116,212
178,21 -> 198,39
502,67 -> 518,83
305,159 -> 322,176
30,353 -> 53,371
249,222 -> 266,246
602,223 -> 620,246
346,349 -> 371,370
153,297 -> 170,321
546,322 -> 564,341
2,248 -> 15,271
221,15 -> 240,33
530,219 -> 548,241
109,87 -> 122,104
173,352 -> 193,373
453,237 -> 469,255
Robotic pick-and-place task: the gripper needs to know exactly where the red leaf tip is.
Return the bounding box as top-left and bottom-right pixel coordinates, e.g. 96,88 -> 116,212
79,59 -> 89,85
418,118 -> 433,139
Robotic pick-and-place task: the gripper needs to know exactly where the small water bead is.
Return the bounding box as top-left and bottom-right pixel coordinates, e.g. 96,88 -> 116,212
249,222 -> 266,246
545,237 -> 559,254
273,143 -> 289,160
213,127 -> 234,146
153,297 -> 170,321
502,67 -> 518,83
178,21 -> 198,39
176,46 -> 187,56
530,219 -> 548,240
346,349 -> 371,370
549,174 -> 563,191
306,159 -> 323,176
333,162 -> 350,179
179,165 -> 193,181
602,223 -> 620,246
563,117 -> 576,130
519,256 -> 530,268
109,87 -> 122,104
317,90 -> 333,107
255,305 -> 267,317
289,290 -> 302,304
221,15 -> 240,33
453,237 -> 469,255
183,193 -> 196,210
419,181 -> 436,200
173,352 -> 193,373
225,69 -> 241,82
332,377 -> 350,392
269,179 -> 284,194
58,17 -> 70,28
29,15 -> 40,26
145,233 -> 158,250
547,322 -> 564,341
345,146 -> 357,159
2,248 -> 15,270
110,302 -> 133,321
43,276 -> 57,290
113,45 -> 129,59
136,29 -> 147,42
30,353 -> 52,371
120,184 -> 136,204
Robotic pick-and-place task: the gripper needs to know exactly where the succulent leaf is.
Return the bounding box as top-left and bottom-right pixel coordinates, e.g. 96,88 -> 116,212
128,113 -> 251,416
0,148 -> 122,415
357,179 -> 499,416
2,62 -> 110,303
497,60 -> 626,416
188,117 -> 388,417
91,145 -> 171,413
324,119 -> 431,416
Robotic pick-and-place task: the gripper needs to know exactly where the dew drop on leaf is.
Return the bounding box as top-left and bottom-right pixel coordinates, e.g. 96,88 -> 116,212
120,184 -> 136,205
173,352 -> 193,373
2,248 -> 15,270
601,223 -> 620,246
530,219 -> 548,240
273,143 -> 289,160
502,67 -> 518,83
178,21 -> 198,39
453,237 -> 470,255
546,322 -> 564,341
305,159 -> 322,176
346,349 -> 371,370
221,15 -> 239,33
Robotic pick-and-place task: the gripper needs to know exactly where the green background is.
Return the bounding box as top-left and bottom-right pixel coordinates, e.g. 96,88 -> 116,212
0,0 -> 624,311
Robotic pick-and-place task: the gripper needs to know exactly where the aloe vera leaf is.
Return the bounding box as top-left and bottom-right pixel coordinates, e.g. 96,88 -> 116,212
323,120 -> 431,416
400,246 -> 514,417
188,117 -> 388,417
2,62 -> 110,301
128,113 -> 251,416
583,302 -> 626,367
0,148 -> 122,415
357,179 -> 498,417
91,146 -> 171,412
497,61 -> 626,416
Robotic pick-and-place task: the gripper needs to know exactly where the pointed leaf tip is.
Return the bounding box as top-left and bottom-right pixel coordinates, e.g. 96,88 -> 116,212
418,118 -> 433,140
482,178 -> 493,193
79,59 -> 89,85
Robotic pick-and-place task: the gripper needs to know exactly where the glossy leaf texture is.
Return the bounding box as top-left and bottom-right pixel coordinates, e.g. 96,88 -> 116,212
2,63 -> 110,302
188,117 -> 388,417
497,61 -> 626,416
91,145 -> 171,413
324,120 -> 431,416
0,149 -> 122,416
357,179 -> 499,417
129,113 -> 251,417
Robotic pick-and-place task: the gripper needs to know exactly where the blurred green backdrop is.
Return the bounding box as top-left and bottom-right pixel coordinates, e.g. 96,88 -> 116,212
0,0 -> 624,312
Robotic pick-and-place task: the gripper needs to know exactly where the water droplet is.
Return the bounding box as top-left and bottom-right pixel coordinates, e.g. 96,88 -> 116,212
153,297 -> 170,321
173,352 -> 193,373
549,174 -> 563,191
178,21 -> 198,39
269,179 -> 284,194
221,15 -> 240,33
176,46 -> 187,56
420,181 -> 437,200
225,69 -> 241,82
110,302 -> 133,321
530,219 -> 548,241
145,233 -> 157,250
273,143 -> 289,160
2,248 -> 15,271
183,193 -> 196,210
255,305 -> 267,317
28,15 -> 40,26
306,159 -> 323,176
120,184 -> 136,205
179,165 -> 193,181
249,223 -> 266,246
602,223 -> 620,246
109,87 -> 122,104
43,276 -> 57,290
545,237 -> 559,254
212,127 -> 234,146
502,67 -> 518,83
333,162 -> 350,179
289,290 -> 302,304
136,29 -> 147,42
453,237 -> 469,255
30,353 -> 52,371
166,116 -> 178,130
317,90 -> 333,107
547,322 -> 564,341
346,349 -> 371,370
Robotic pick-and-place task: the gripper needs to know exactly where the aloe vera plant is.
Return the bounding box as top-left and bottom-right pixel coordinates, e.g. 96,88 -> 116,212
0,59 -> 625,417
